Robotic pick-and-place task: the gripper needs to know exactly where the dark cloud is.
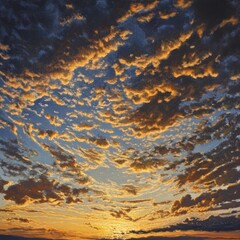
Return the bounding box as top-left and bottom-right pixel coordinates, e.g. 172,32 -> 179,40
109,207 -> 144,222
120,199 -> 152,204
2,174 -> 89,205
3,174 -> 60,205
171,184 -> 240,215
126,94 -> 184,136
0,0 -> 62,73
102,236 -> 213,240
7,218 -> 31,223
121,184 -> 139,195
0,161 -> 28,177
130,215 -> 240,234
0,235 -> 50,240
0,209 -> 13,213
0,226 -> 70,239
0,139 -> 32,165
175,111 -> 239,190
89,137 -> 110,148
127,237 -> 209,240
45,144 -> 81,171
0,0 -> 239,239
110,209 -> 134,221
192,0 -> 237,31
0,0 -> 132,77
0,179 -> 8,192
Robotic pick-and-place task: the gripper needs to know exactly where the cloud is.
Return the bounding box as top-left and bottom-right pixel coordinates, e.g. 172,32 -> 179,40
72,123 -> 94,131
7,218 -> 31,224
175,0 -> 192,9
0,226 -> 71,240
78,147 -> 106,165
192,0 -> 237,31
0,235 -> 50,240
110,209 -> 134,221
0,0 -> 239,239
0,139 -> 32,165
2,172 -> 91,205
127,237 -> 209,240
121,184 -> 140,196
45,114 -> 64,127
89,137 -> 110,149
120,199 -> 152,204
130,158 -> 168,172
130,215 -> 240,234
109,207 -> 145,222
0,179 -> 8,192
171,183 -> 240,215
175,110 -> 239,190
44,144 -> 84,174
3,175 -> 60,205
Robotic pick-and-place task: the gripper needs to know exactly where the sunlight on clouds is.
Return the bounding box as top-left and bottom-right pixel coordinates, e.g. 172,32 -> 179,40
0,0 -> 239,239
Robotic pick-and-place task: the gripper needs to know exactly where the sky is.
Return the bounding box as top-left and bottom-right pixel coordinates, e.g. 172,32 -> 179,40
0,0 -> 239,239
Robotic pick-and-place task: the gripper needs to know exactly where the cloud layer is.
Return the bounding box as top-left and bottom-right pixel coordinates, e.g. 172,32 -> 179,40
0,0 -> 239,239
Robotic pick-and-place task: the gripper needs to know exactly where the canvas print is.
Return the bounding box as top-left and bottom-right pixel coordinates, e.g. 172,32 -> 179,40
0,0 -> 239,239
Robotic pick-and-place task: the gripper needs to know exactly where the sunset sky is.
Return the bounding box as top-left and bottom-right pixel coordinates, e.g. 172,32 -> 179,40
0,0 -> 239,239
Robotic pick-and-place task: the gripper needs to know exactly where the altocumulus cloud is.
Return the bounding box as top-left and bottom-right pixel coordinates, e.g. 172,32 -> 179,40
0,0 -> 239,239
